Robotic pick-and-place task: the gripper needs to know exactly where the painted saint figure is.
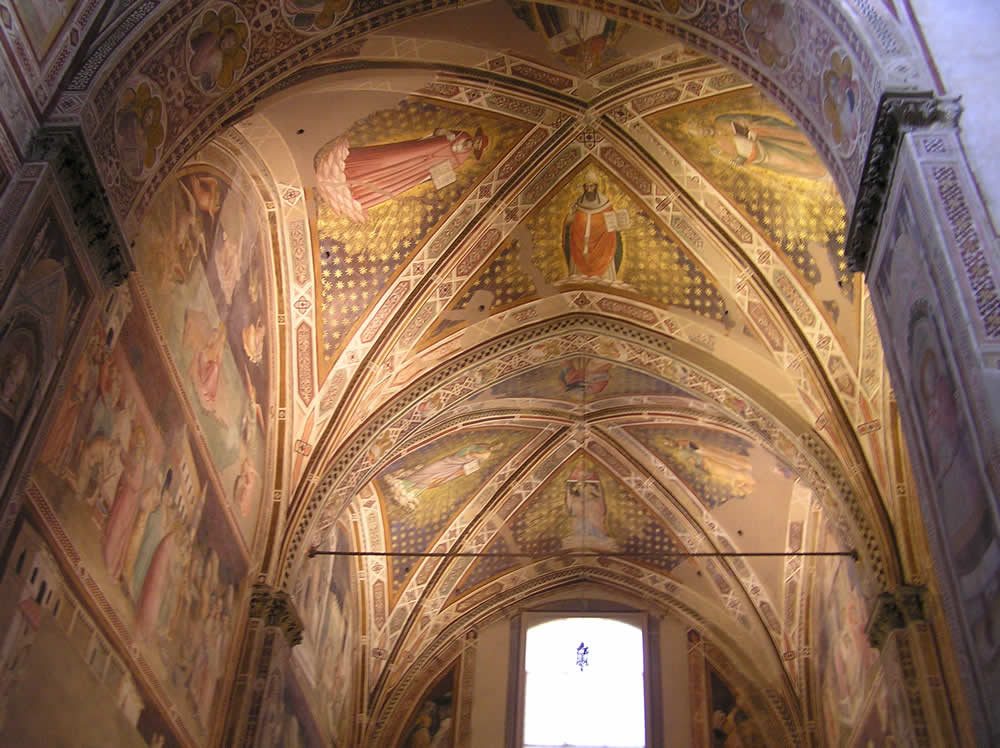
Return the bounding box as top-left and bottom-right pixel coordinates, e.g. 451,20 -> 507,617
183,309 -> 227,414
102,427 -> 149,581
315,127 -> 488,223
563,170 -> 623,282
693,113 -> 827,180
384,443 -> 493,510
562,466 -> 614,551
560,358 -> 611,395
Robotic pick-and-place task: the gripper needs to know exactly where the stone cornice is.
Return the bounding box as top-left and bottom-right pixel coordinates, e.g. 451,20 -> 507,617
845,92 -> 961,274
250,583 -> 304,647
26,126 -> 133,287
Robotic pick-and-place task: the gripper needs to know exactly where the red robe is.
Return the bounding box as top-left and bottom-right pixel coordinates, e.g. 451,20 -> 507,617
564,200 -> 621,279
316,131 -> 475,222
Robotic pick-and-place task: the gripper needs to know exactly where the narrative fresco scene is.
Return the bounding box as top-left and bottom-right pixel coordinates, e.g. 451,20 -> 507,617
0,0 -> 995,744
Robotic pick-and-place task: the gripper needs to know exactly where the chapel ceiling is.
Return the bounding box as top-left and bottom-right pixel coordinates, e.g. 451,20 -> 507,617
213,0 -> 898,736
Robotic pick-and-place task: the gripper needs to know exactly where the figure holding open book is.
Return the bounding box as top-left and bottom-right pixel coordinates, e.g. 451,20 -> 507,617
314,126 -> 488,223
563,168 -> 626,282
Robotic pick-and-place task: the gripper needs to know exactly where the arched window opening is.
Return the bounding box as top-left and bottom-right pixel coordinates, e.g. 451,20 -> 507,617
14,550 -> 25,575
523,617 -> 645,748
35,580 -> 47,604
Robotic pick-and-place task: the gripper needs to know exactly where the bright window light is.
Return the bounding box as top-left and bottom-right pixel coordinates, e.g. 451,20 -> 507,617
523,617 -> 645,748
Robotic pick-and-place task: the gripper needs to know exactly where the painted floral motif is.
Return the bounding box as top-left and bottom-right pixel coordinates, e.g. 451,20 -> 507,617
659,0 -> 704,18
115,81 -> 165,179
741,0 -> 796,70
823,51 -> 861,150
187,5 -> 250,93
284,0 -> 350,32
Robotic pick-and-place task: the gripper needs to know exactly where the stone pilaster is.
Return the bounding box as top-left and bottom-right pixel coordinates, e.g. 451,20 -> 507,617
220,583 -> 303,747
863,94 -> 1000,743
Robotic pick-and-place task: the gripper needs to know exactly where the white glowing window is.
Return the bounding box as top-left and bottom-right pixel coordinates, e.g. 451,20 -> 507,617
523,617 -> 645,748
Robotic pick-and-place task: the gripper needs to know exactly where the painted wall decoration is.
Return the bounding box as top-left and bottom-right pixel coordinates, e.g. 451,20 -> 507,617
812,513 -> 878,747
648,90 -> 856,359
822,50 -> 862,155
11,0 -> 81,60
478,356 -> 694,405
847,671 -> 895,747
115,80 -> 166,180
133,158 -> 271,546
509,1 -> 626,74
453,453 -> 686,598
293,521 -> 359,746
707,667 -> 765,747
283,0 -> 351,32
0,519 -> 181,747
30,289 -> 247,738
740,0 -> 797,71
399,661 -> 458,748
627,424 -> 759,509
424,162 -> 733,347
313,98 -> 529,369
906,305 -> 1000,690
0,209 -> 88,467
877,188 -> 1000,704
373,427 -> 538,596
258,664 -> 325,748
186,4 -> 250,95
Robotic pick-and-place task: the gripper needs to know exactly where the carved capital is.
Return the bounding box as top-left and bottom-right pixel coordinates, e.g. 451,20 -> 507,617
865,584 -> 927,649
896,584 -> 927,623
249,583 -> 304,647
845,92 -> 961,273
26,127 -> 133,287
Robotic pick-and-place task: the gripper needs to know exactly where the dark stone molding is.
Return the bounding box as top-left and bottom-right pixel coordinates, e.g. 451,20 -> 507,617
845,92 -> 961,273
866,584 -> 927,650
250,583 -> 304,647
26,127 -> 133,287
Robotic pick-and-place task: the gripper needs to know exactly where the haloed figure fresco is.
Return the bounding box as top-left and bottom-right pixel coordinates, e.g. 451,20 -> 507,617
563,169 -> 624,282
384,443 -> 495,511
315,126 -> 488,224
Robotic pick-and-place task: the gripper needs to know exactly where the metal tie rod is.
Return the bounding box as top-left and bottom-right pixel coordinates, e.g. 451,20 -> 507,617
307,549 -> 858,560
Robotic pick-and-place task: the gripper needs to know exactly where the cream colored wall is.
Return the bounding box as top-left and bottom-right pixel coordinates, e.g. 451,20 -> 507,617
469,615 -> 511,747
658,614 -> 693,746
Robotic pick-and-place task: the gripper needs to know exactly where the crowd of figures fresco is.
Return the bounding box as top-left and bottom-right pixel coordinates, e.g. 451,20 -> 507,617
708,667 -> 765,747
30,282 -> 247,739
0,209 -> 88,470
399,662 -> 458,748
293,521 -> 359,746
132,153 -> 271,545
813,514 -> 879,747
0,520 -> 181,747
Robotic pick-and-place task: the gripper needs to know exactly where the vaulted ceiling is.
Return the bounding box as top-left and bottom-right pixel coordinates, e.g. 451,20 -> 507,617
180,1 -> 909,738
